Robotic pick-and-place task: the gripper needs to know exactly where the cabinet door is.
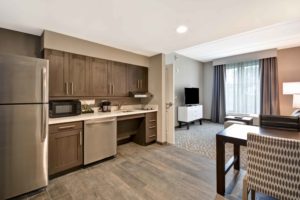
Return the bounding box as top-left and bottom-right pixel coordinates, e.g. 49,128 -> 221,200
69,54 -> 89,96
44,49 -> 69,97
109,62 -> 127,96
127,65 -> 148,93
90,58 -> 109,96
49,128 -> 83,175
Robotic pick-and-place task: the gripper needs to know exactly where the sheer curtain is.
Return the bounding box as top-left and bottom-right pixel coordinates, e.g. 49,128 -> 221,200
225,60 -> 260,115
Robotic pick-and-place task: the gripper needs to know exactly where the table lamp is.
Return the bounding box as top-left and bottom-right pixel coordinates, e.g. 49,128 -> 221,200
283,82 -> 300,116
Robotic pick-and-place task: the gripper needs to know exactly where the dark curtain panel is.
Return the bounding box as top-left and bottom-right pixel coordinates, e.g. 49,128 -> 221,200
211,65 -> 226,123
260,57 -> 280,115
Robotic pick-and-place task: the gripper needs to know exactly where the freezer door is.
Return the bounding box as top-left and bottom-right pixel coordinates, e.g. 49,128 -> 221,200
0,54 -> 49,104
0,104 -> 48,199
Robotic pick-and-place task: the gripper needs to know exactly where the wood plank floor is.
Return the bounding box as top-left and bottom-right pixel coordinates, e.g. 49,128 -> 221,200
24,143 -> 267,200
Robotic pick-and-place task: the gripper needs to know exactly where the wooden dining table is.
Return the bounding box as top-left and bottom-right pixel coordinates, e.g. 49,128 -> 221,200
216,124 -> 300,196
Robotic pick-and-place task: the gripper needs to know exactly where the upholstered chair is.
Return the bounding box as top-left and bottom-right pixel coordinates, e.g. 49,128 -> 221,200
243,133 -> 300,200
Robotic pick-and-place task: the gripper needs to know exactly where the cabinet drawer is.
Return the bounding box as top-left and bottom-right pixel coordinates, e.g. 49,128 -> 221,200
50,121 -> 83,133
146,127 -> 157,143
146,112 -> 157,121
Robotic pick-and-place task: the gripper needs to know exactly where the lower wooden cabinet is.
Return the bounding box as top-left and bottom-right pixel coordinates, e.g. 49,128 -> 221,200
49,122 -> 83,176
145,112 -> 157,144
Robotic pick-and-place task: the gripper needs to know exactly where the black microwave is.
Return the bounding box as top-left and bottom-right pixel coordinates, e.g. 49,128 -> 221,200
49,100 -> 81,118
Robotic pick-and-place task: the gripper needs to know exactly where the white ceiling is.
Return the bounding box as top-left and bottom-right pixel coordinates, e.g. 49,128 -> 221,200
177,20 -> 300,62
0,0 -> 300,57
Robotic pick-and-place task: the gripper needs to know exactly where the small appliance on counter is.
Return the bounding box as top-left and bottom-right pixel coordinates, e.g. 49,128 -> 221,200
99,100 -> 111,112
81,104 -> 94,114
49,99 -> 81,118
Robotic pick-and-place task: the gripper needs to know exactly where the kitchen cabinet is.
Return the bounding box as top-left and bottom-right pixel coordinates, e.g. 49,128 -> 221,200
69,54 -> 89,96
127,65 -> 148,93
89,58 -> 109,96
124,112 -> 157,146
49,122 -> 83,176
108,61 -> 127,96
45,49 -> 89,97
45,49 -> 148,98
44,49 -> 69,97
145,112 -> 157,144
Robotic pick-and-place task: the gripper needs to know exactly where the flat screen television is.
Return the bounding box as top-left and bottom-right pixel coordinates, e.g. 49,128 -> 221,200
185,88 -> 199,105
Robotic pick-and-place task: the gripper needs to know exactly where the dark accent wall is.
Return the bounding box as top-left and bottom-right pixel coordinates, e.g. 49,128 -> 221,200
0,28 -> 41,58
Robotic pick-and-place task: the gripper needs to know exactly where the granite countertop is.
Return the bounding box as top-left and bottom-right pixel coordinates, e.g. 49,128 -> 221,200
49,109 -> 158,125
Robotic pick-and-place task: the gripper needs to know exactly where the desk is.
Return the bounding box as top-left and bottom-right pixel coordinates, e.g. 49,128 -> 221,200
216,124 -> 300,196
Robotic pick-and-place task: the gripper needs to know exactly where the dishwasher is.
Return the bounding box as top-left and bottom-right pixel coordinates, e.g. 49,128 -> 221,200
84,117 -> 117,165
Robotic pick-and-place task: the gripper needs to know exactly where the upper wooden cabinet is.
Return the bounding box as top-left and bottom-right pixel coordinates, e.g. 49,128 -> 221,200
45,49 -> 148,98
127,65 -> 148,93
108,62 -> 128,96
89,58 -> 109,96
44,49 -> 69,97
69,54 -> 89,96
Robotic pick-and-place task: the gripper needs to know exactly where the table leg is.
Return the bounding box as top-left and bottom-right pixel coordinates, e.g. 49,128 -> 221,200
234,144 -> 240,171
216,135 -> 226,195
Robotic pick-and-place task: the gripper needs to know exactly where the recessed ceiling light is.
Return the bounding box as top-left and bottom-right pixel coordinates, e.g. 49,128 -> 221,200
176,25 -> 188,34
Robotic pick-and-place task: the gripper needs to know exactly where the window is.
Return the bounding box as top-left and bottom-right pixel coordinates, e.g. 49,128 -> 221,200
225,60 -> 260,114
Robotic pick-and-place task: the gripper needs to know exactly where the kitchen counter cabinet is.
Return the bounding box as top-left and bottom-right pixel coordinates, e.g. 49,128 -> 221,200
49,121 -> 83,176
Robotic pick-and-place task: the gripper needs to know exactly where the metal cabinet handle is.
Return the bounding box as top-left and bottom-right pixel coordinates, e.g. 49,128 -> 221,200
149,126 -> 156,129
71,82 -> 74,95
79,131 -> 82,146
148,135 -> 156,138
65,82 -> 69,95
112,84 -> 114,95
58,125 -> 76,130
85,119 -> 116,125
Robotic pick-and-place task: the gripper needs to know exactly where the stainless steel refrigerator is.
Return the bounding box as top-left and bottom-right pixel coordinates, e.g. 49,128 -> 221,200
0,54 -> 49,199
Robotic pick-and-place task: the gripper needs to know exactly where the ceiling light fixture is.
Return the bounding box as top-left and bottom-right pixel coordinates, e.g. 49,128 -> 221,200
176,25 -> 188,34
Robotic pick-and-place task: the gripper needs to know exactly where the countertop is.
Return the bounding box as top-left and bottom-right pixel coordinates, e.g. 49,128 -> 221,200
49,109 -> 158,125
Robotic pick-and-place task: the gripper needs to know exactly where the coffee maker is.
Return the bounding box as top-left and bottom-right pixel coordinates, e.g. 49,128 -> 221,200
99,100 -> 111,112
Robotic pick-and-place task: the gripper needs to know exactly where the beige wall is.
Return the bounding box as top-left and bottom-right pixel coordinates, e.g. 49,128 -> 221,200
277,47 -> 300,115
0,28 -> 41,58
42,30 -> 150,67
166,53 -> 204,125
148,54 -> 166,143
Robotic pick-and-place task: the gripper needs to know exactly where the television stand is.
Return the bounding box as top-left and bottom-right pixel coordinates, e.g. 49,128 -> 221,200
178,105 -> 203,130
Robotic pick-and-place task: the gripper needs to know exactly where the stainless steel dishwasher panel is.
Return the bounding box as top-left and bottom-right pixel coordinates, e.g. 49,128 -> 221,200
84,117 -> 117,165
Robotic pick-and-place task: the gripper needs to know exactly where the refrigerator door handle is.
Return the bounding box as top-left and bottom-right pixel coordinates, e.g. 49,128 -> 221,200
41,104 -> 48,142
41,67 -> 48,103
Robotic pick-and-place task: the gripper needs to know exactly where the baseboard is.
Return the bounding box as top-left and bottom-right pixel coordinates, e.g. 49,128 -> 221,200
156,141 -> 168,145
